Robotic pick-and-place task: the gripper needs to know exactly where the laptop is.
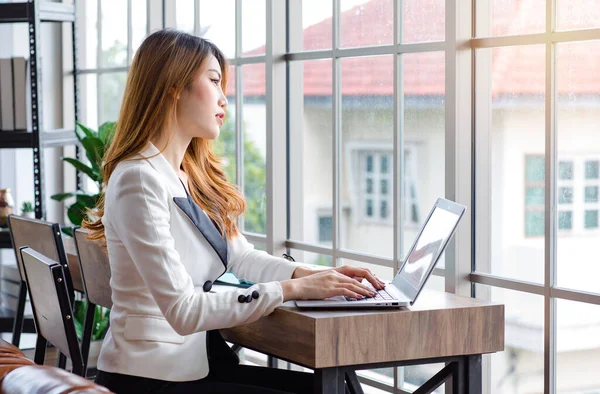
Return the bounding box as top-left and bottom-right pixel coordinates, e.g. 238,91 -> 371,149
295,198 -> 466,309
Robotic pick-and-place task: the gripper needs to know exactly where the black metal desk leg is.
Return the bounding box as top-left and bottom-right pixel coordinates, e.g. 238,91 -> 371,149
314,368 -> 345,394
466,355 -> 482,394
345,370 -> 365,394
452,358 -> 465,394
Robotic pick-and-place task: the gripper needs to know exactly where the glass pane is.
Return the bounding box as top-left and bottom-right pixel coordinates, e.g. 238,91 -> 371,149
200,0 -> 235,58
526,187 -> 545,206
475,0 -> 545,37
289,59 -> 333,246
477,45 -> 545,283
586,186 -> 599,203
176,0 -> 195,33
525,211 -> 544,237
289,249 -> 333,268
476,285 -> 544,394
339,258 -> 393,282
131,0 -> 147,60
340,56 -> 393,258
100,0 -> 128,67
586,160 -> 600,179
213,66 -> 236,185
558,161 -> 573,180
81,74 -> 98,129
557,299 -> 600,392
558,211 -> 573,230
340,0 -> 393,48
294,0 -> 332,51
242,0 -> 265,55
402,0 -> 445,43
557,41 -> 600,294
585,210 -> 598,229
526,156 -> 545,182
400,363 -> 447,393
242,64 -> 266,234
77,0 -> 98,69
558,187 -> 573,204
557,0 -> 600,31
403,52 -> 445,265
99,72 -> 127,124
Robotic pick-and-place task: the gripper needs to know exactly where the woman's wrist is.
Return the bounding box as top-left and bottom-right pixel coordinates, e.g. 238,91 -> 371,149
291,266 -> 324,279
280,279 -> 299,302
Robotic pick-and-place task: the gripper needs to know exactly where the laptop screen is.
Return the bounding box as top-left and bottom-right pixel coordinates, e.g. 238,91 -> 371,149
393,202 -> 463,298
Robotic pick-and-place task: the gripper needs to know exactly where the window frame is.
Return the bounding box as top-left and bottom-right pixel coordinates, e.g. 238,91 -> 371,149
471,2 -> 600,394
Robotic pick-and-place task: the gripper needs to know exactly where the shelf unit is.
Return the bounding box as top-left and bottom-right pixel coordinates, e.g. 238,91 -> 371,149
0,0 -> 81,249
0,1 -> 81,336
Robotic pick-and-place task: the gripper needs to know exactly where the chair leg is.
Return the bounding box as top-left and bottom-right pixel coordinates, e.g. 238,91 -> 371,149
11,282 -> 27,347
34,335 -> 46,365
81,301 -> 96,374
57,352 -> 67,369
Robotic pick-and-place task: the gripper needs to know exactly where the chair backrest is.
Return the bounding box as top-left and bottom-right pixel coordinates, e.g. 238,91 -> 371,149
73,228 -> 112,309
7,215 -> 66,283
19,247 -> 84,376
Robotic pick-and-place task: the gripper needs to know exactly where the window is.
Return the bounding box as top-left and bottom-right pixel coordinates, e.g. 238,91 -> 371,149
525,155 -> 545,237
584,160 -> 600,229
357,147 -> 419,226
359,151 -> 392,223
525,156 -> 599,236
318,214 -> 333,244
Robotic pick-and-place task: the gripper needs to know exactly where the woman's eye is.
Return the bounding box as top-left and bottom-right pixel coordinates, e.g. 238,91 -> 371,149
211,79 -> 220,85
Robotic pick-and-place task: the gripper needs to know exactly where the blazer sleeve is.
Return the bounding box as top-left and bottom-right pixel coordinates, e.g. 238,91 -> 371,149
105,165 -> 286,336
228,233 -> 303,284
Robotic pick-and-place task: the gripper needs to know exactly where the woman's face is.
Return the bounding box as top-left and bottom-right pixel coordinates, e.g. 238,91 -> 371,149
175,54 -> 228,140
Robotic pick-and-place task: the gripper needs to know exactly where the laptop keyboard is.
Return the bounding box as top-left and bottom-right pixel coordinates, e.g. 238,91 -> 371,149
344,284 -> 396,302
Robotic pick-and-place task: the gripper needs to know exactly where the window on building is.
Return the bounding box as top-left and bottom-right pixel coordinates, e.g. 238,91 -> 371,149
525,155 -> 600,236
358,147 -> 418,226
525,155 -> 545,237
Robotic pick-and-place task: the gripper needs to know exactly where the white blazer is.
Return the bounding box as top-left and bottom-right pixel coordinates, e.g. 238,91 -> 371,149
97,142 -> 301,382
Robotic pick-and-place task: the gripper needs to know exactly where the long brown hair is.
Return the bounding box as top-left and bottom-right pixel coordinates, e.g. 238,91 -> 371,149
84,29 -> 245,243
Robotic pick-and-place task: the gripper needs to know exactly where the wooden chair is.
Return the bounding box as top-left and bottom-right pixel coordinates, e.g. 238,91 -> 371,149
19,247 -> 85,377
73,227 -> 112,374
7,215 -> 77,369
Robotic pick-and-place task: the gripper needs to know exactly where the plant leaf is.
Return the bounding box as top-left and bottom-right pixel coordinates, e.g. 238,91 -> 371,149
76,193 -> 97,208
75,122 -> 96,143
62,158 -> 100,183
98,122 -> 116,146
67,201 -> 87,226
81,136 -> 105,172
50,192 -> 75,202
61,226 -> 73,237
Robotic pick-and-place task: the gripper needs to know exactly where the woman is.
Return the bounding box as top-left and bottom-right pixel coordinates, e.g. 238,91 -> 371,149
84,29 -> 384,394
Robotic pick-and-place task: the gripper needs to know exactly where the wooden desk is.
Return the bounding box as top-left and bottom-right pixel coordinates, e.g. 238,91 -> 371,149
221,291 -> 504,394
64,247 -> 503,393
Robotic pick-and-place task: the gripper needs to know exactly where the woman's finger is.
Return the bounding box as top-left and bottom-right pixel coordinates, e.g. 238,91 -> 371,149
344,282 -> 376,298
335,288 -> 364,300
336,274 -> 374,293
363,271 -> 385,290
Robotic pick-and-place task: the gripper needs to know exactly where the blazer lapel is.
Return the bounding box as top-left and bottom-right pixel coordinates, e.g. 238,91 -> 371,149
173,189 -> 229,269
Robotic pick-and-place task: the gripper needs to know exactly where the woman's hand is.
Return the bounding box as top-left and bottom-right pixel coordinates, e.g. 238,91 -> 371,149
280,269 -> 381,302
292,265 -> 385,290
332,265 -> 385,289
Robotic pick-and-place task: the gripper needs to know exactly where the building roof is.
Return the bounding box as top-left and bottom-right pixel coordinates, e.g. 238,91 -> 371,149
231,0 -> 600,98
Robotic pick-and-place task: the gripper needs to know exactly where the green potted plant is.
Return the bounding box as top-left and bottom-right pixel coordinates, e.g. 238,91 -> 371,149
51,121 -> 116,341
51,121 -> 115,237
20,201 -> 34,218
